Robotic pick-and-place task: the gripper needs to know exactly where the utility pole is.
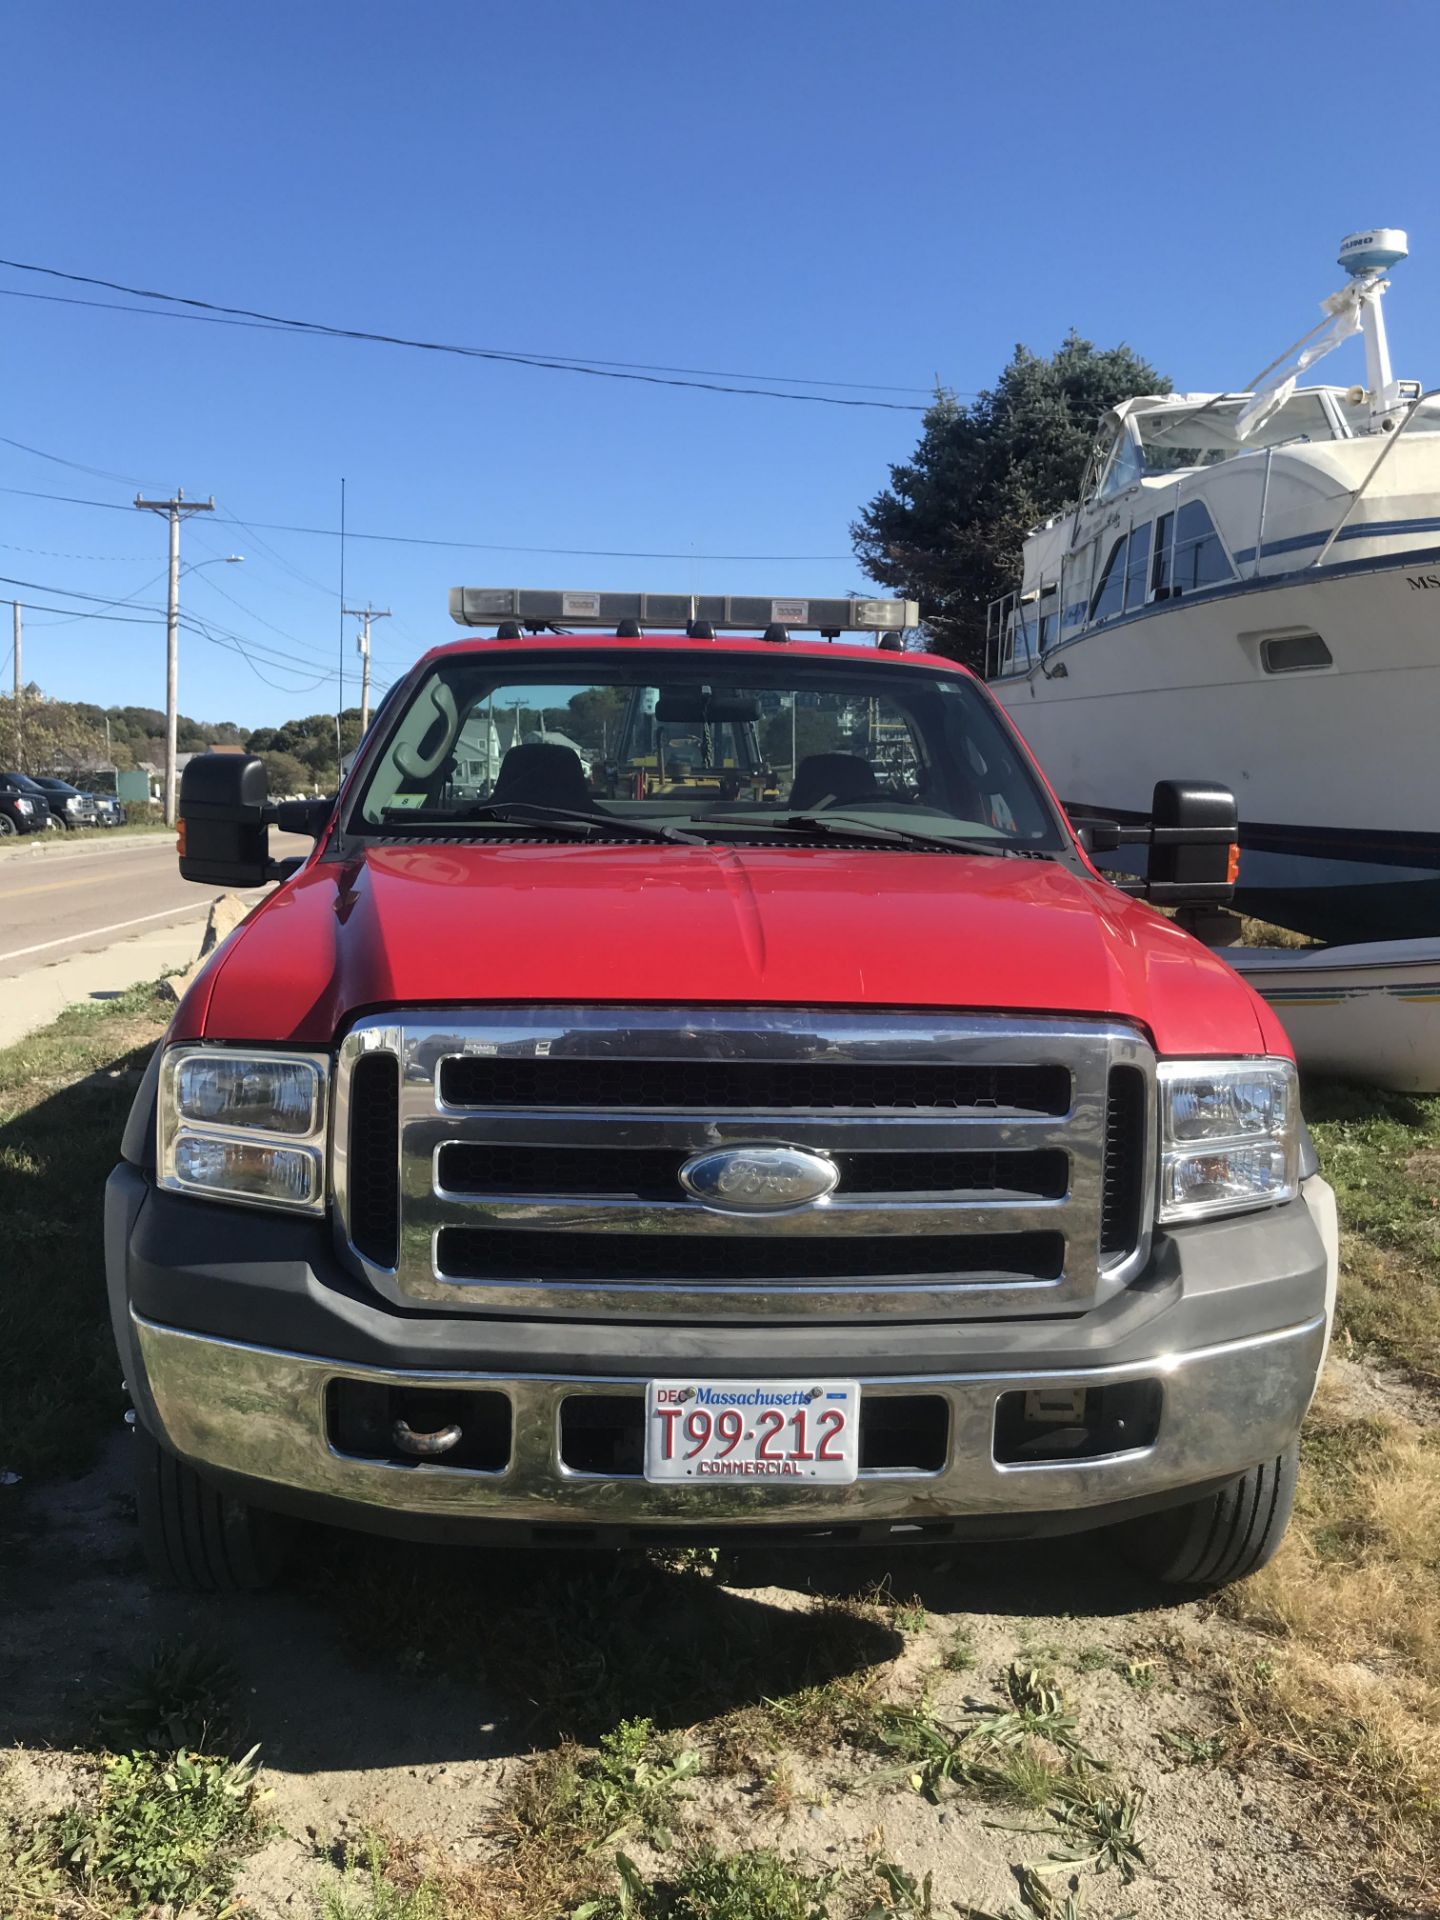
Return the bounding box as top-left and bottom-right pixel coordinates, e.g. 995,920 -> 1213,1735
135,489 -> 215,825
11,602 -> 20,771
344,605 -> 390,735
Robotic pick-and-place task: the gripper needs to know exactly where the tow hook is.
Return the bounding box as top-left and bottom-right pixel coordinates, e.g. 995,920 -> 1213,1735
392,1419 -> 462,1458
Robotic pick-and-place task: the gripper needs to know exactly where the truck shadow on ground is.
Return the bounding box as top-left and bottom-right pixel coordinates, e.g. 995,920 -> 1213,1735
223,1525 -> 1177,1774
4,1445 -> 1182,1780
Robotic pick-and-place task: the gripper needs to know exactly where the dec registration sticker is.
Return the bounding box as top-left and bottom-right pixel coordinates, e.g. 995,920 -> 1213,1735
644,1380 -> 860,1484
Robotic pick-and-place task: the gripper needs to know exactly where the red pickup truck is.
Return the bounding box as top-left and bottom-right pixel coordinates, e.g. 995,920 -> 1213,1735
106,591 -> 1337,1594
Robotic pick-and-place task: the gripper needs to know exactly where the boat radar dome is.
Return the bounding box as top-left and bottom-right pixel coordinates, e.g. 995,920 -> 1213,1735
1338,229 -> 1408,277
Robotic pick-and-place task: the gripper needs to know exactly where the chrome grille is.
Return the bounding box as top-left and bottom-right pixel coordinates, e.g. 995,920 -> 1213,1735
434,1226 -> 1066,1284
438,1054 -> 1072,1113
435,1143 -> 1070,1201
333,1010 -> 1156,1322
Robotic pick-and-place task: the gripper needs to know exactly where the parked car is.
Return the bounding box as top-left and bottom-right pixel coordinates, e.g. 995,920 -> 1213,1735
110,589 -> 1337,1597
30,776 -> 99,829
86,792 -> 127,827
0,772 -> 54,835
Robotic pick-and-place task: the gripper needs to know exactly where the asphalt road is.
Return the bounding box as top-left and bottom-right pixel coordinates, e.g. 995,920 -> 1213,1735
0,834 -> 300,985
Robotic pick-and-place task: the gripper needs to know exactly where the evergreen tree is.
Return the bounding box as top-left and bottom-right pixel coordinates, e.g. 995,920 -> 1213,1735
852,333 -> 1169,667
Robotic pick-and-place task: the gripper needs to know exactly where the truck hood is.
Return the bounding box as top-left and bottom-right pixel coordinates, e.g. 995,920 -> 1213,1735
182,842 -> 1276,1057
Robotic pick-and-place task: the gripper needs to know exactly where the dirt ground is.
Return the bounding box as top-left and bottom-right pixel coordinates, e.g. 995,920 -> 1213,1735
2,1350 -> 1424,1920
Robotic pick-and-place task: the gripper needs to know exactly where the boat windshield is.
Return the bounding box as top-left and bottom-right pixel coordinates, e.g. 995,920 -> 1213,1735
1131,393 -> 1340,474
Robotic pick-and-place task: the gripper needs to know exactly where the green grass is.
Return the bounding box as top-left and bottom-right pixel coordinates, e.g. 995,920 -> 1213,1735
1157,1729 -> 1227,1768
1306,1078 -> 1440,1386
568,1717 -> 702,1851
1,1640 -> 268,1920
891,1597 -> 927,1636
942,1628 -> 976,1673
43,1746 -> 262,1917
0,1777 -> 62,1920
0,979 -> 172,1479
874,1669 -> 1099,1809
0,820 -> 170,854
1117,1657 -> 1160,1692
97,1639 -> 241,1758
582,1846 -> 839,1920
1214,1077 -> 1440,1906
323,1837 -> 449,1920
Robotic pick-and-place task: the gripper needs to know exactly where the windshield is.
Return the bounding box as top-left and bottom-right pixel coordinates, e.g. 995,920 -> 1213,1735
350,650 -> 1066,854
1131,393 -> 1340,474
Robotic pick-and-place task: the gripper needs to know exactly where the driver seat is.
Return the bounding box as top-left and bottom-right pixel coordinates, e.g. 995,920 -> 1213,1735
492,742 -> 590,809
789,752 -> 878,810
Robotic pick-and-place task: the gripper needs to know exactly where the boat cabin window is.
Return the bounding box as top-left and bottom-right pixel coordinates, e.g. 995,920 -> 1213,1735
1153,502 -> 1233,597
1123,523 -> 1151,609
1088,522 -> 1157,622
1260,632 -> 1333,673
1036,584 -> 1059,652
1096,425 -> 1145,499
1090,537 -> 1127,622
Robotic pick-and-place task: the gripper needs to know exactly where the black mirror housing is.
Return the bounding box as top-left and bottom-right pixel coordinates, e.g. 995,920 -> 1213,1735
273,796 -> 334,840
179,754 -> 272,886
1074,782 -> 1238,908
1147,780 -> 1238,903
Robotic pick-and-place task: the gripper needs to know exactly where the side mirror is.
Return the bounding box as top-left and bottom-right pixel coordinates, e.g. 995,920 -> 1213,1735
1075,781 -> 1238,908
1147,780 -> 1238,903
179,754 -> 271,885
179,759 -> 336,886
273,797 -> 335,840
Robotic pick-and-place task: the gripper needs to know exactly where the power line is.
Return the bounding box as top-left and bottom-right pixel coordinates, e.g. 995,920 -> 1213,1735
0,258 -> 931,412
0,484 -> 132,514
0,284 -> 939,396
188,564 -> 349,662
182,620 -> 337,693
0,569 -> 353,694
0,540 -> 151,562
0,432 -> 157,487
14,564 -> 174,628
0,483 -> 856,560
0,598 -> 160,624
192,510 -> 336,601
0,569 -> 168,607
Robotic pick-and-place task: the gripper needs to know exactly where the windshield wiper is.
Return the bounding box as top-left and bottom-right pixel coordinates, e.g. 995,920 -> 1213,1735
382,800 -> 704,845
700,812 -> 1022,855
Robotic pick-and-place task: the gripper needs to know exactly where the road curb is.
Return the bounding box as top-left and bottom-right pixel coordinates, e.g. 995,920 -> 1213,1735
0,829 -> 172,866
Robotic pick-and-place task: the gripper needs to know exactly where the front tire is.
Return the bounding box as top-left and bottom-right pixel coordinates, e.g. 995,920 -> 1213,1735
1110,1443 -> 1298,1590
132,1425 -> 288,1593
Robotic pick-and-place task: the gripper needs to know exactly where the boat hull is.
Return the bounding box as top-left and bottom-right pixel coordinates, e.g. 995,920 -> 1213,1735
993,551 -> 1440,941
1223,940 -> 1440,1093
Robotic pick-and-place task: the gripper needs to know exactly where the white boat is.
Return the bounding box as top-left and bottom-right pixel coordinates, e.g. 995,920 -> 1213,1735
986,230 -> 1440,944
1223,938 -> 1440,1092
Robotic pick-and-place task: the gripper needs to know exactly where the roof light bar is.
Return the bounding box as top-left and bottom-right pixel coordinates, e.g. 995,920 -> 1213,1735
448,588 -> 919,633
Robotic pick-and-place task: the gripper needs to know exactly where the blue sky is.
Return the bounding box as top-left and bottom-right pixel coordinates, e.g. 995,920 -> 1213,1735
3,0 -> 1437,727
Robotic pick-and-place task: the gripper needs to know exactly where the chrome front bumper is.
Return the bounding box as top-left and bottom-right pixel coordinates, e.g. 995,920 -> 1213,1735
130,1307 -> 1327,1533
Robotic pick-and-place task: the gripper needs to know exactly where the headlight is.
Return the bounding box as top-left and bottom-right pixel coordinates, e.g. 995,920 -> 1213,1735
158,1046 -> 329,1213
15,798 -> 31,814
1157,1058 -> 1299,1223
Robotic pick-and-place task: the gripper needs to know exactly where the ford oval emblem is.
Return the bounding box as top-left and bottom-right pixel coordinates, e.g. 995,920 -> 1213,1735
678,1145 -> 840,1214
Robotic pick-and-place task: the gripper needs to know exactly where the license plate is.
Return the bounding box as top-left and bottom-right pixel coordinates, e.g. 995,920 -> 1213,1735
644,1379 -> 860,1485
